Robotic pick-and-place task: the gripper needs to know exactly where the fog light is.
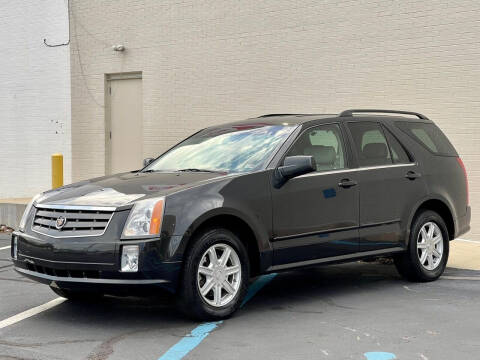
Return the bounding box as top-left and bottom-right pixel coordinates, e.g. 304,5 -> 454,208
12,236 -> 18,260
121,245 -> 139,272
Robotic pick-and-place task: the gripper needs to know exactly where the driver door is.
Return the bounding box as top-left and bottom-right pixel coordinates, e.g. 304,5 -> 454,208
271,123 -> 360,268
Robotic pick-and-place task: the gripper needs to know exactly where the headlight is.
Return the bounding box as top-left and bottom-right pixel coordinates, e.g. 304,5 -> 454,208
19,193 -> 43,231
122,197 -> 165,237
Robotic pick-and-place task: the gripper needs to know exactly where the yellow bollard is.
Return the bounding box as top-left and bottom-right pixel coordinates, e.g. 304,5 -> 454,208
52,154 -> 64,189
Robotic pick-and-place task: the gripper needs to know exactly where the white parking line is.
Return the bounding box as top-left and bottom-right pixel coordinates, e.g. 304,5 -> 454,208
456,238 -> 480,244
0,297 -> 65,330
0,246 -> 11,251
442,276 -> 480,281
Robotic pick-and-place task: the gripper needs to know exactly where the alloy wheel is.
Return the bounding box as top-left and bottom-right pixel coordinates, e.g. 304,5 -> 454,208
417,221 -> 444,271
197,243 -> 242,307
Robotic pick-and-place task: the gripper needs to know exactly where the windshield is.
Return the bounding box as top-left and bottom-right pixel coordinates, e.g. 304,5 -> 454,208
144,124 -> 297,173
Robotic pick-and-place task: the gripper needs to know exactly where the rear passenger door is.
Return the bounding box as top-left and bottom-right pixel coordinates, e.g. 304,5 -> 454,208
346,121 -> 427,251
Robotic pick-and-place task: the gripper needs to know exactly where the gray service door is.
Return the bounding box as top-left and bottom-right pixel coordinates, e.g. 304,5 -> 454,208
106,76 -> 143,174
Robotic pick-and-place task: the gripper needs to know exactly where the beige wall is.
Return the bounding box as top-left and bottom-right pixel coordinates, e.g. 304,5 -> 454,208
70,0 -> 479,240
0,0 -> 71,198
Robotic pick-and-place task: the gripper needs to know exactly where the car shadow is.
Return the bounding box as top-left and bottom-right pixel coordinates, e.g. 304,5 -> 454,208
40,262 -> 403,328
41,260 -> 480,329
239,261 -> 404,313
44,291 -> 186,329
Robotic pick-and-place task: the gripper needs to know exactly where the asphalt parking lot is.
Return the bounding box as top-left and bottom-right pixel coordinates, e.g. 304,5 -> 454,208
1,233 -> 479,360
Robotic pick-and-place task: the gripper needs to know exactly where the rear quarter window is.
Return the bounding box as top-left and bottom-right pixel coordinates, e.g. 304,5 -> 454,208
395,121 -> 457,156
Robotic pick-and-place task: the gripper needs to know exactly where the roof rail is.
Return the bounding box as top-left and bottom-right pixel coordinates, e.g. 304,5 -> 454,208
339,109 -> 429,120
258,114 -> 303,118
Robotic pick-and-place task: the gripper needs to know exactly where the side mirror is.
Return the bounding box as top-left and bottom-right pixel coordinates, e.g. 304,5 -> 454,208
273,156 -> 316,188
143,158 -> 155,167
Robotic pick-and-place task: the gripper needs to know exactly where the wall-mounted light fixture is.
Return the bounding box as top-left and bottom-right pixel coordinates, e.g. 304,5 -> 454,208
112,45 -> 125,52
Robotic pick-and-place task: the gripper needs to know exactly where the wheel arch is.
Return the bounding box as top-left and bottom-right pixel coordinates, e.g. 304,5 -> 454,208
180,210 -> 266,276
408,197 -> 456,241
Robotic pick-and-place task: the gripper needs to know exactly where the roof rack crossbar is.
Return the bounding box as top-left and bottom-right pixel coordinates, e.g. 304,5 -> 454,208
339,109 -> 429,120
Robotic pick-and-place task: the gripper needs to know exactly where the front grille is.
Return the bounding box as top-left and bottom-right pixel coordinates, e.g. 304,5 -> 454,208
32,207 -> 114,237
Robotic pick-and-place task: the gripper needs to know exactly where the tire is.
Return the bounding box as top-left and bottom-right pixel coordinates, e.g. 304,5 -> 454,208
50,286 -> 104,302
395,210 -> 449,282
177,227 -> 250,321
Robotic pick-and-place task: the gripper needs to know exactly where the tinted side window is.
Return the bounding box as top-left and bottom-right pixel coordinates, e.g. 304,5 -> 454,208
347,122 -> 392,167
286,124 -> 346,171
395,122 -> 457,156
383,128 -> 411,164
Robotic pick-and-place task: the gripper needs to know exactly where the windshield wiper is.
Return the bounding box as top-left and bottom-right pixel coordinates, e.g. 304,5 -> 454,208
176,168 -> 223,173
141,169 -> 161,173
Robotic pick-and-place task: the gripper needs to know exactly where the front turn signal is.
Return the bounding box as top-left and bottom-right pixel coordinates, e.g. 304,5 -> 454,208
149,199 -> 164,235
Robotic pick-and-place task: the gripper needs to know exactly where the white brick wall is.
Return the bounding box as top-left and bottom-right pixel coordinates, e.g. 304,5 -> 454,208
0,0 -> 71,198
70,0 -> 480,240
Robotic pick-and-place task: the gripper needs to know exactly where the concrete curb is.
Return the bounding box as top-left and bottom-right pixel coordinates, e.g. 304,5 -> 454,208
448,239 -> 480,271
0,202 -> 27,230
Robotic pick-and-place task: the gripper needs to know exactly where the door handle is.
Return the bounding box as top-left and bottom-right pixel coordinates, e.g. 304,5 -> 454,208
405,171 -> 421,180
338,178 -> 358,188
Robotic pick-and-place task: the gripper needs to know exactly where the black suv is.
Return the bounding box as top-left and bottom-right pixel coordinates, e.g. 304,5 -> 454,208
12,109 -> 470,320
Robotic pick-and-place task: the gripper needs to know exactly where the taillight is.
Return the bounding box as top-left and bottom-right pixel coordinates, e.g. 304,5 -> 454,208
457,157 -> 469,205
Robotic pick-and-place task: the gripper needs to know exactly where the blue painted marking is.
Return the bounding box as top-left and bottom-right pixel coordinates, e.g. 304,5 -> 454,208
158,322 -> 222,360
158,274 -> 277,359
364,352 -> 397,360
241,273 -> 277,307
323,188 -> 336,198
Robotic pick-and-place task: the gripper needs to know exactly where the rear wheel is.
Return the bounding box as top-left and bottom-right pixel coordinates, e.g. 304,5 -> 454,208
50,286 -> 104,302
178,228 -> 249,320
395,210 -> 449,282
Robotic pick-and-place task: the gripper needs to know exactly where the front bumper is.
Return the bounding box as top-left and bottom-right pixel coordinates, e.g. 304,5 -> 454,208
11,229 -> 182,293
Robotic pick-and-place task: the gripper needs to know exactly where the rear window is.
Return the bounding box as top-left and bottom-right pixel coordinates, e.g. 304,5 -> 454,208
395,122 -> 457,156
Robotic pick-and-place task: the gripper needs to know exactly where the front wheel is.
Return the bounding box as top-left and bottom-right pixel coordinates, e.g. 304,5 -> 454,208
395,210 -> 449,282
178,228 -> 250,320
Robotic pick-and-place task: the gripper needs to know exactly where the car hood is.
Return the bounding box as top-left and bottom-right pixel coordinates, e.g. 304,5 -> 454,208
36,171 -> 232,208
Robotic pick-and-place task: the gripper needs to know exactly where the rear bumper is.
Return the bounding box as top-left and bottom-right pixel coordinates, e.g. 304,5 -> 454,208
11,230 -> 182,293
455,205 -> 471,238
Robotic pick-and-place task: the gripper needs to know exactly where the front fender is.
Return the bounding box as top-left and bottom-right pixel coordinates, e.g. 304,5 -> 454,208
162,171 -> 274,262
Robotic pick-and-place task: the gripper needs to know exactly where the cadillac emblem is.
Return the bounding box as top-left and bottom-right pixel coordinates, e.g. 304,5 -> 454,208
55,216 -> 67,230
